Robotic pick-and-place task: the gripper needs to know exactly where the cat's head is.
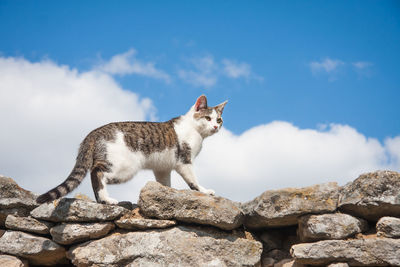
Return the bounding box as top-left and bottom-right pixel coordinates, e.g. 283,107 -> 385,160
190,95 -> 227,137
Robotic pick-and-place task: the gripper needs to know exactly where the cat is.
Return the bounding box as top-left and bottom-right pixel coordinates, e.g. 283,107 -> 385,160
37,95 -> 227,204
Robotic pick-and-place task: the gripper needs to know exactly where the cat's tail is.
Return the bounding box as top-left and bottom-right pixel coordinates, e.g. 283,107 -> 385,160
36,137 -> 94,204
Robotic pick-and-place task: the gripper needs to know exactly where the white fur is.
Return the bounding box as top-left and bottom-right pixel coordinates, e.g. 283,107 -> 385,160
104,131 -> 145,183
97,99 -> 224,204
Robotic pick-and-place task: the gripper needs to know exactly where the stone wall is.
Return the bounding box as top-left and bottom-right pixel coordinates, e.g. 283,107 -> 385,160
0,170 -> 399,266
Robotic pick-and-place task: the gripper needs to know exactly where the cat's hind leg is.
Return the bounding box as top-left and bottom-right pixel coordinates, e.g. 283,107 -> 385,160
153,170 -> 171,187
90,165 -> 118,204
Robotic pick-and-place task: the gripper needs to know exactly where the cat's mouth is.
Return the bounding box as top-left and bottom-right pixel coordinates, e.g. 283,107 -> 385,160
211,128 -> 219,134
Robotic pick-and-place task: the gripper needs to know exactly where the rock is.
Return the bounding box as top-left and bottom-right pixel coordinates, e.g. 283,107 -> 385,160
0,230 -> 66,266
5,214 -> 53,235
138,181 -> 244,230
115,208 -> 176,230
50,222 -> 115,245
376,216 -> 400,238
0,255 -> 28,267
339,171 -> 400,221
242,182 -> 339,228
67,226 -> 262,267
275,259 -> 306,267
291,237 -> 400,266
0,176 -> 39,226
117,201 -> 137,210
30,198 -> 128,222
327,263 -> 349,267
298,213 -> 368,241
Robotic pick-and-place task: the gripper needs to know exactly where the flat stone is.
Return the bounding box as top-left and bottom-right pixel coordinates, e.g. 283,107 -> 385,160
0,176 -> 39,226
339,171 -> 400,221
376,216 -> 400,238
31,198 -> 128,222
291,237 -> 400,266
298,213 -> 368,241
50,222 -> 115,245
242,182 -> 339,228
274,260 -> 306,267
67,226 -> 262,267
115,208 -> 176,230
0,255 -> 28,267
138,181 -> 244,230
5,215 -> 53,235
0,230 -> 67,266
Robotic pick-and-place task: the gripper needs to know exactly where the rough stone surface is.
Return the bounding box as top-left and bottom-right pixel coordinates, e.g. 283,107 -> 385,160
50,222 -> 115,245
298,213 -> 368,241
67,226 -> 262,267
291,237 -> 400,266
5,214 -> 53,235
327,263 -> 350,267
30,198 -> 128,222
339,171 -> 400,221
0,176 -> 39,226
274,260 -> 306,267
242,182 -> 339,228
376,216 -> 400,238
0,255 -> 28,267
138,181 -> 244,230
0,230 -> 67,266
115,208 -> 176,230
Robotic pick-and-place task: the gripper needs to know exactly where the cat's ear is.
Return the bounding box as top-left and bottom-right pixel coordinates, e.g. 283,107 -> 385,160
194,95 -> 208,111
215,100 -> 228,114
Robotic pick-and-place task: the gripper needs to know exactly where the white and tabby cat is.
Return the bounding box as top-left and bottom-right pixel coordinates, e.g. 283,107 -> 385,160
37,95 -> 227,204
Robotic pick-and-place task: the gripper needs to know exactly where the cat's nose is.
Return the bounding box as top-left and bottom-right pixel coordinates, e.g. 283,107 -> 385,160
213,126 -> 218,129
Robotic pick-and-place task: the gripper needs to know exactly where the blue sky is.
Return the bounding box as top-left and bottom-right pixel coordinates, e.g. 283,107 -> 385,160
1,1 -> 399,201
1,1 -> 399,139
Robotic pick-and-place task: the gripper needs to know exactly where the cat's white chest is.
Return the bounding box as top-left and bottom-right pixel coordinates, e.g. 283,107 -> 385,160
174,120 -> 203,158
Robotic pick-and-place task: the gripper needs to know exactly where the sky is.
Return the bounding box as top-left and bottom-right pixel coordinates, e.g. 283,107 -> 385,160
0,1 -> 399,202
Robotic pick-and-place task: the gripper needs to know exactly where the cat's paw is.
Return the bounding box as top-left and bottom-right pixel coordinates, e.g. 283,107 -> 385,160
100,198 -> 119,205
203,188 -> 215,196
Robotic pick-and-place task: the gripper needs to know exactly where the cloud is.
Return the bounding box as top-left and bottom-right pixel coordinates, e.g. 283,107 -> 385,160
1,55 -> 397,204
310,58 -> 345,74
193,122 -> 400,202
352,61 -> 373,70
178,56 -> 262,87
310,58 -> 374,80
97,48 -> 171,83
222,59 -> 251,79
0,56 -> 156,198
177,56 -> 218,87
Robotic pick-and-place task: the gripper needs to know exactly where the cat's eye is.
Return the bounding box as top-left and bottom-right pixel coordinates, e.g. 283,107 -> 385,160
204,116 -> 211,121
217,118 -> 222,124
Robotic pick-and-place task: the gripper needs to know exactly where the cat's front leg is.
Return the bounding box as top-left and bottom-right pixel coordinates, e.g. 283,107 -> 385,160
175,164 -> 215,195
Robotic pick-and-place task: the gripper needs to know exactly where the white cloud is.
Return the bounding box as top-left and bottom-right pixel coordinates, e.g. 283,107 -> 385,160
178,56 -> 261,87
1,55 -> 398,204
310,58 -> 344,74
193,122 -> 400,202
178,56 -> 218,87
222,59 -> 251,79
98,48 -> 171,83
352,61 -> 373,69
0,56 -> 156,199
